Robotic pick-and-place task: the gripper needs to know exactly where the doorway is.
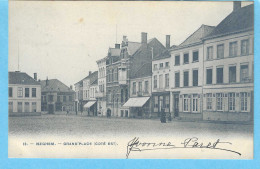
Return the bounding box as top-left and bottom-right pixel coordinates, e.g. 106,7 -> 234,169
174,94 -> 179,117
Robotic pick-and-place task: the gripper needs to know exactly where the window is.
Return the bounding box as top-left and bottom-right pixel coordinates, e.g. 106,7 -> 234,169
217,44 -> 224,59
184,53 -> 189,64
216,67 -> 223,84
192,94 -> 198,112
240,65 -> 249,82
17,87 -> 23,97
121,89 -> 124,103
153,64 -> 158,70
159,75 -> 163,89
206,93 -> 212,110
229,66 -> 236,83
228,93 -> 235,111
183,95 -> 189,112
57,96 -> 61,102
207,46 -> 213,60
133,82 -> 136,94
216,93 -> 223,111
174,72 -> 180,88
165,95 -> 170,109
175,55 -> 180,65
165,74 -> 169,88
241,92 -> 248,111
193,69 -> 198,86
25,102 -> 30,112
111,69 -> 114,82
32,88 -> 36,97
165,62 -> 169,68
144,81 -> 149,93
69,96 -> 72,101
193,51 -> 199,62
9,87 -> 12,97
159,63 -> 163,69
18,102 -> 23,112
138,81 -> 142,93
154,75 -> 157,89
115,68 -> 118,81
154,96 -> 159,112
63,96 -> 66,102
8,102 -> 13,112
25,88 -> 30,98
125,89 -> 128,101
183,71 -> 189,87
229,41 -> 238,57
241,39 -> 249,55
206,68 -> 213,84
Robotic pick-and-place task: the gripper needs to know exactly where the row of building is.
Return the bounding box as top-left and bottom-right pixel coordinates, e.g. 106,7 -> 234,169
8,2 -> 254,122
74,3 -> 254,122
8,72 -> 75,116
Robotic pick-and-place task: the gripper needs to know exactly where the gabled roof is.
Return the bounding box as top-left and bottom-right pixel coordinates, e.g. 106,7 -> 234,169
84,71 -> 98,85
75,71 -> 98,86
9,71 -> 40,85
176,24 -> 215,48
132,62 -> 152,79
153,45 -> 176,61
41,79 -> 74,93
127,42 -> 142,55
90,78 -> 98,86
204,4 -> 254,39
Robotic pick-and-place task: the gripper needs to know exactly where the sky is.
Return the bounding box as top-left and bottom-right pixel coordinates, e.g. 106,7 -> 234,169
9,1 -> 253,88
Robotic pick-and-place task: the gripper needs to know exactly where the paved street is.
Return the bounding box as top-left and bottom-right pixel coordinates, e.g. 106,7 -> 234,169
9,113 -> 253,139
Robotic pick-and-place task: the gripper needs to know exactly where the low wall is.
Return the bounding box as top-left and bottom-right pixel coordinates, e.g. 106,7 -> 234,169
179,112 -> 203,121
203,111 -> 251,122
9,112 -> 41,117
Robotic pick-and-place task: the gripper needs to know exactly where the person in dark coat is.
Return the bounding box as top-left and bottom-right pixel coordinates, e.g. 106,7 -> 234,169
107,108 -> 111,118
160,108 -> 166,123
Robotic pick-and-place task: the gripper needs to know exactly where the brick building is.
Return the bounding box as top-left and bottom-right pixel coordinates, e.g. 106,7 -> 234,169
41,78 -> 75,114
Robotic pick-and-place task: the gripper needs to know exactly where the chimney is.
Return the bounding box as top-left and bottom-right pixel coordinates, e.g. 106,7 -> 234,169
33,73 -> 37,81
70,85 -> 73,89
89,71 -> 92,75
115,44 -> 120,49
123,36 -> 127,42
166,35 -> 171,49
46,77 -> 49,86
233,1 -> 241,12
141,32 -> 147,44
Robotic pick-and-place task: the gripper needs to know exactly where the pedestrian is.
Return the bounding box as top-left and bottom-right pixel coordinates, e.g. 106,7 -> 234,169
107,108 -> 111,118
66,109 -> 69,116
160,108 -> 166,123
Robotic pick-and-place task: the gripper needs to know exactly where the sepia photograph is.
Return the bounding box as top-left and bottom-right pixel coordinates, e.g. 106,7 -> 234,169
8,0 -> 254,159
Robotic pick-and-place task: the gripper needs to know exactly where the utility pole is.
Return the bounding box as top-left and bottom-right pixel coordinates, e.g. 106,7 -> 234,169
18,40 -> 20,71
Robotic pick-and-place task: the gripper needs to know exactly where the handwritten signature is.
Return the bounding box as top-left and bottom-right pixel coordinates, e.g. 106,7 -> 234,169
126,137 -> 241,158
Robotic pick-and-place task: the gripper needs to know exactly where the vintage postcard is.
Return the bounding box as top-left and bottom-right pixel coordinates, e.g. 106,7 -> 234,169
8,0 -> 254,159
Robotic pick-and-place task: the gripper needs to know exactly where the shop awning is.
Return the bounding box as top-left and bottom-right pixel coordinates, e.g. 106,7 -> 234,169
84,101 -> 96,108
123,97 -> 150,107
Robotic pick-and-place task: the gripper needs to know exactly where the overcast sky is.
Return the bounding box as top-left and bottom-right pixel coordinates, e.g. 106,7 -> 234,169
9,1 -> 253,87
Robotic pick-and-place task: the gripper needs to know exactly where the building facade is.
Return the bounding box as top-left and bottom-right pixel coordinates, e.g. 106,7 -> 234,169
8,72 -> 41,116
74,80 -> 83,113
106,45 -> 122,117
202,3 -> 254,122
41,78 -> 75,114
152,35 -> 173,118
82,71 -> 98,116
126,63 -> 152,118
96,58 -> 107,116
169,25 -> 215,120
